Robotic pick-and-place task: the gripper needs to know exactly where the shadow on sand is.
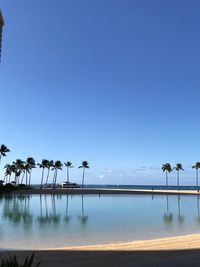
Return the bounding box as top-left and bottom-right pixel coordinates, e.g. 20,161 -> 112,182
1,249 -> 200,267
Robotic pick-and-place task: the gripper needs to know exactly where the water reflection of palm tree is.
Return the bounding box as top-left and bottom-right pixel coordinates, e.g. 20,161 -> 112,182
64,195 -> 71,223
37,195 -> 60,225
196,196 -> 200,224
51,195 -> 60,224
78,195 -> 88,225
177,195 -> 184,224
163,195 -> 174,225
3,195 -> 33,226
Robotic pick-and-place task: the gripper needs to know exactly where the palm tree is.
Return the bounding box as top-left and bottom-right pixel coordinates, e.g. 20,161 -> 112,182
0,9 -> 4,63
64,161 -> 74,183
26,157 -> 36,187
52,161 -> 63,189
4,164 -> 12,184
173,163 -> 184,190
0,144 -> 10,164
24,163 -> 31,186
45,160 -> 54,186
79,161 -> 90,188
38,159 -> 48,189
192,162 -> 200,191
20,163 -> 26,184
13,159 -> 25,184
162,163 -> 172,190
10,164 -> 17,183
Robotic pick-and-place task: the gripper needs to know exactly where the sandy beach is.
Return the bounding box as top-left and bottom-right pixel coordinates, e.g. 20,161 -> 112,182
1,234 -> 200,266
52,233 -> 200,251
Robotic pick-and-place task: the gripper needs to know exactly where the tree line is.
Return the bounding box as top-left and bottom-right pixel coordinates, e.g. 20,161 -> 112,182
2,144 -> 200,191
162,162 -> 200,191
0,144 -> 89,189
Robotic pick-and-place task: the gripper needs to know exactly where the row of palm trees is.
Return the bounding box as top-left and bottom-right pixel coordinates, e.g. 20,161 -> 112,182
4,159 -> 90,189
0,144 -> 90,189
162,162 -> 200,190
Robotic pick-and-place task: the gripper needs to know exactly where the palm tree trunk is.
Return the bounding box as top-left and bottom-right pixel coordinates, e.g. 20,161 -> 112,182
25,171 -> 28,186
82,168 -> 85,188
177,171 -> 180,190
40,168 -> 44,189
166,171 -> 168,190
67,167 -> 69,183
46,168 -> 50,185
29,170 -> 32,188
197,169 -> 199,191
52,170 -> 56,188
54,169 -> 58,189
21,172 -> 25,184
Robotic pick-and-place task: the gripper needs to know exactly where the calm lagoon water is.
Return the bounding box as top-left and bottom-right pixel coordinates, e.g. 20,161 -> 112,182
0,194 -> 200,249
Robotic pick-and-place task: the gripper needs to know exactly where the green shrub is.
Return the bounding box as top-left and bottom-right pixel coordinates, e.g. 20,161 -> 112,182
3,184 -> 16,193
0,253 -> 41,267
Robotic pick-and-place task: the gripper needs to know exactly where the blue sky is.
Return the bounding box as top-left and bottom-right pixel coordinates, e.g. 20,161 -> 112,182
0,0 -> 200,185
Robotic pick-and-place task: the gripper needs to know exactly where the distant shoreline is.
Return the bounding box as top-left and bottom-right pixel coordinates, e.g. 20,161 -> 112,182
6,188 -> 200,196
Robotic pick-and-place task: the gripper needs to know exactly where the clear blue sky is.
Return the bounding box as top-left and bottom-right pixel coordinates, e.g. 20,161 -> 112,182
0,0 -> 200,185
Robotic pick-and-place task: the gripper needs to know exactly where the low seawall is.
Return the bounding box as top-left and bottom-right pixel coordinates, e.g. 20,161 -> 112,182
8,188 -> 200,196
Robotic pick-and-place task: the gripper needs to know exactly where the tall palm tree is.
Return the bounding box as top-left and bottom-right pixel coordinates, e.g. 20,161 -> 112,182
10,164 -> 17,183
162,163 -> 172,190
64,161 -> 74,183
26,157 -> 36,187
79,161 -> 90,188
173,163 -> 184,190
24,163 -> 31,186
192,162 -> 200,191
38,159 -> 48,189
20,163 -> 26,184
13,159 -> 25,184
52,161 -> 63,189
0,144 -> 10,164
4,164 -> 12,184
0,9 -> 4,63
45,160 -> 54,186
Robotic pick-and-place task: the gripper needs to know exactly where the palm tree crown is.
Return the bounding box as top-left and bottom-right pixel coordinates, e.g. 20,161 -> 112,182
162,163 -> 172,173
79,161 -> 90,169
192,162 -> 200,170
0,144 -> 10,162
64,161 -> 73,168
174,163 -> 184,172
